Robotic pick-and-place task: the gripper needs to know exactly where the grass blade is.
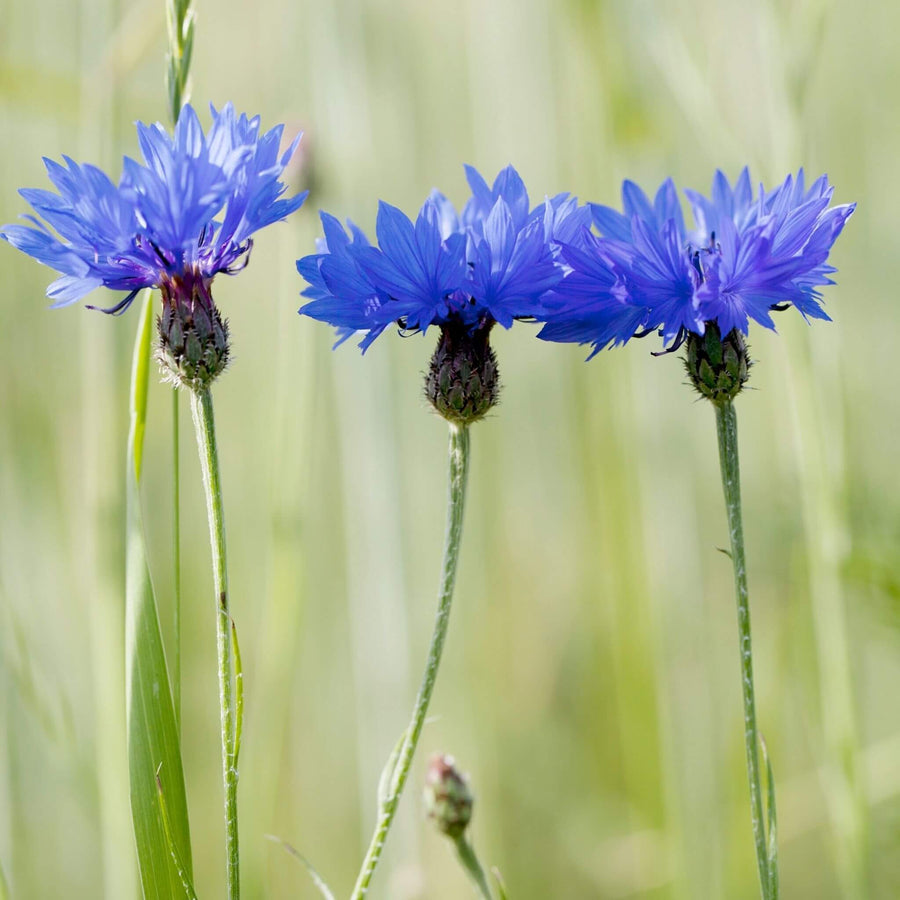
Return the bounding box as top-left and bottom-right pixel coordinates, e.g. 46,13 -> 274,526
265,835 -> 336,900
156,768 -> 199,900
126,291 -> 193,897
492,867 -> 509,900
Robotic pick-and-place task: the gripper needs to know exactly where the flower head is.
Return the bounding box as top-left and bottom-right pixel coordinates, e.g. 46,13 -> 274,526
538,169 -> 855,356
298,165 -> 583,421
2,102 -> 307,314
297,164 -> 581,351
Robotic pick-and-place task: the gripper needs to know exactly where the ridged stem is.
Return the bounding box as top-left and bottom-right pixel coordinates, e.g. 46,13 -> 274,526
714,400 -> 774,899
350,423 -> 471,898
165,0 -> 191,740
165,0 -> 194,123
453,836 -> 493,900
172,391 -> 181,734
190,388 -> 240,900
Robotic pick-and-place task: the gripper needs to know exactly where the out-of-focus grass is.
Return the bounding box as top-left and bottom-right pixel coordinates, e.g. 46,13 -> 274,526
0,0 -> 897,897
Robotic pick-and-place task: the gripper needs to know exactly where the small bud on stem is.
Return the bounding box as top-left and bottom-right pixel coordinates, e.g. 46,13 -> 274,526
424,754 -> 474,840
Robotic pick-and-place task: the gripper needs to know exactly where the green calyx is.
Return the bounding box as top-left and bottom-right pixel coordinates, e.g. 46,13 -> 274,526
425,319 -> 499,425
156,275 -> 230,391
685,322 -> 750,404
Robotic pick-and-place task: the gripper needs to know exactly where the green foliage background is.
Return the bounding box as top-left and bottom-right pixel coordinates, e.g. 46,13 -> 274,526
0,0 -> 896,897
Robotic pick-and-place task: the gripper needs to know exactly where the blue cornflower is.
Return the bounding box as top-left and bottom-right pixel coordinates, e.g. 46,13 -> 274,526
298,164 -> 583,350
298,165 -> 585,423
538,169 -> 855,356
2,102 -> 307,315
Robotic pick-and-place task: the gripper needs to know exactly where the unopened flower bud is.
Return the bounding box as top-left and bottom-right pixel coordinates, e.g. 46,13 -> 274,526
685,321 -> 750,404
425,319 -> 499,425
424,754 -> 473,840
156,268 -> 230,390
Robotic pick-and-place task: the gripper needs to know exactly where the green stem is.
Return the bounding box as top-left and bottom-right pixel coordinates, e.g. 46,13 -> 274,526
165,0 -> 191,743
165,0 -> 194,123
172,390 -> 181,735
350,423 -> 471,898
190,388 -> 240,900
714,400 -> 772,899
453,836 -> 493,900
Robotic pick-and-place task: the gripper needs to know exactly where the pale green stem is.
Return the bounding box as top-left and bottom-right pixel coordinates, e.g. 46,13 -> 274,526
350,423 -> 471,898
714,400 -> 772,899
165,0 -> 191,740
453,836 -> 493,900
172,391 -> 181,735
165,0 -> 194,123
190,388 -> 240,900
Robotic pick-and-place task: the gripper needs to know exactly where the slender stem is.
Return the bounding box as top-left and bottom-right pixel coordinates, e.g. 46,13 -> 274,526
165,0 -> 194,123
190,388 -> 240,900
165,0 -> 191,740
714,400 -> 771,898
172,390 -> 181,735
350,423 -> 471,898
453,836 -> 494,900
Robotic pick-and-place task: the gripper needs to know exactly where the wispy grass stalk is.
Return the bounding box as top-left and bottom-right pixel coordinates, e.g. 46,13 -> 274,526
783,334 -> 868,898
77,3 -> 137,895
350,423 -> 471,898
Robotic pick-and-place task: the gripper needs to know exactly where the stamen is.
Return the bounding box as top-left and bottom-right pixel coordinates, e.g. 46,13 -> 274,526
86,288 -> 141,316
223,239 -> 253,275
651,326 -> 688,356
633,326 -> 659,340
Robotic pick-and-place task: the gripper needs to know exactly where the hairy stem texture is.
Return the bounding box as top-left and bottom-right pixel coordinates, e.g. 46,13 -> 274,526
350,423 -> 471,898
190,388 -> 240,900
715,400 -> 774,899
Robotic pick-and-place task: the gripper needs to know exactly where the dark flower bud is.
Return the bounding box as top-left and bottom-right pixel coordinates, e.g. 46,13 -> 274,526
425,318 -> 499,425
685,321 -> 750,404
156,268 -> 230,390
424,754 -> 474,840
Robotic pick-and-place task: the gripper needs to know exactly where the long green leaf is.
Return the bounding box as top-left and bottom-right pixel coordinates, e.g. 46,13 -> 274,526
126,291 -> 193,897
156,769 -> 199,900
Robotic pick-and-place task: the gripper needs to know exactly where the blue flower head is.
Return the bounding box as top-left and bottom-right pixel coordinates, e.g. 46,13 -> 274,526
299,165 -> 584,422
2,103 -> 307,387
538,169 -> 855,359
297,163 -> 581,349
2,102 -> 307,314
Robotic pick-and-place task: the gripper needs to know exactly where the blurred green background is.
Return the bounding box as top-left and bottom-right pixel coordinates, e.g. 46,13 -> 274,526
0,0 -> 896,897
